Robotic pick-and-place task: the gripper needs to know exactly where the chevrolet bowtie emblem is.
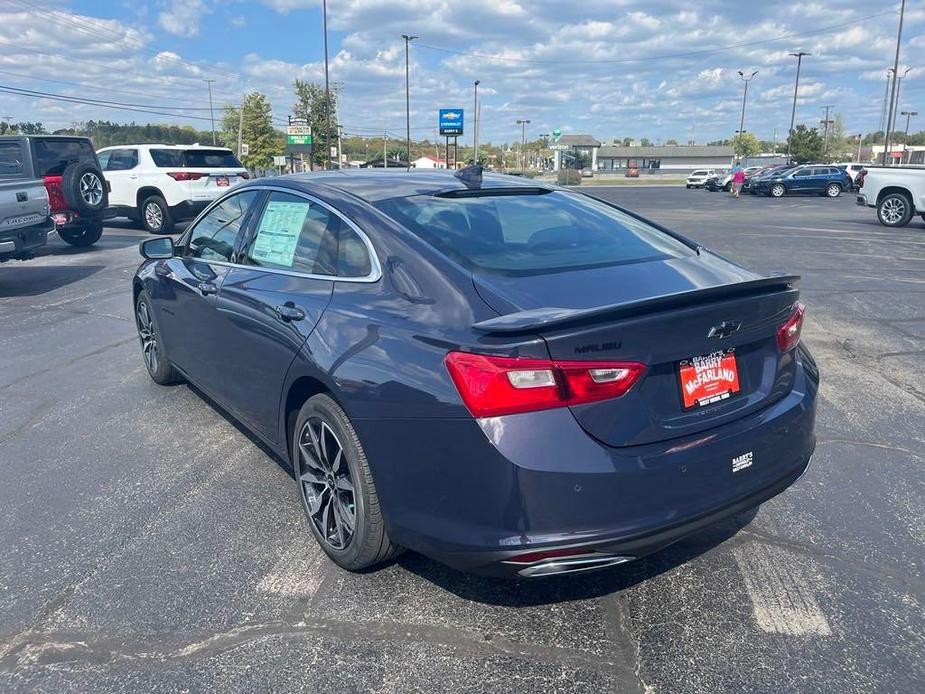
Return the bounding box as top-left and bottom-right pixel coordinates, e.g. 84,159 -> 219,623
707,321 -> 741,339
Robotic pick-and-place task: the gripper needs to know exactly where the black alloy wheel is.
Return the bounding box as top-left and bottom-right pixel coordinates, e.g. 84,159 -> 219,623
293,394 -> 401,571
298,416 -> 357,550
135,291 -> 181,385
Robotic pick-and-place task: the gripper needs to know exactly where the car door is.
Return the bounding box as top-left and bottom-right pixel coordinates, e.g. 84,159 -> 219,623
789,167 -> 813,193
147,189 -> 262,393
206,189 -> 361,444
102,148 -> 139,208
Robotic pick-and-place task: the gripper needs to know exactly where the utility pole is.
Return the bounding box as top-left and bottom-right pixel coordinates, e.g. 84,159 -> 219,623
820,105 -> 834,160
856,134 -> 863,162
383,132 -> 388,167
516,119 -> 530,173
401,34 -> 418,166
322,0 -> 332,169
900,111 -> 918,164
883,0 -> 906,166
204,79 -> 216,145
879,69 -> 894,134
786,52 -> 810,160
736,70 -> 758,163
473,80 -> 480,163
236,95 -> 244,159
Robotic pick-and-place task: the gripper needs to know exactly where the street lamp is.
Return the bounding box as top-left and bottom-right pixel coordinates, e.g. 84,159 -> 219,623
890,67 -> 913,136
322,0 -> 332,169
538,133 -> 549,171
786,52 -> 810,160
473,80 -> 480,162
736,69 -> 758,163
883,0 -> 907,165
516,119 -> 531,173
901,111 -> 918,163
401,34 -> 418,165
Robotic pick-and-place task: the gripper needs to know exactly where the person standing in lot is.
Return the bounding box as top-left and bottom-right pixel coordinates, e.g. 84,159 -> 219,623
731,161 -> 746,198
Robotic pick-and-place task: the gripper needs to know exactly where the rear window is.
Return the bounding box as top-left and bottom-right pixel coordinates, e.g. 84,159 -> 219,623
32,138 -> 97,176
690,170 -> 707,176
375,190 -> 695,274
150,148 -> 242,168
0,142 -> 24,177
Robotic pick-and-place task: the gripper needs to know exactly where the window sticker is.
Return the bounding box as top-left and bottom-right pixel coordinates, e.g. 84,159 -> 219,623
250,200 -> 309,267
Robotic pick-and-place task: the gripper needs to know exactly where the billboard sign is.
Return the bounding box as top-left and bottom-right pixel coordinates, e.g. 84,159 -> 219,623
439,108 -> 464,136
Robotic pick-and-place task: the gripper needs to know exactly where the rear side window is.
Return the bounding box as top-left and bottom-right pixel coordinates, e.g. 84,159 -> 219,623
31,138 -> 97,176
0,142 -> 24,177
246,192 -> 337,275
376,191 -> 695,274
150,149 -> 185,168
188,190 -> 260,262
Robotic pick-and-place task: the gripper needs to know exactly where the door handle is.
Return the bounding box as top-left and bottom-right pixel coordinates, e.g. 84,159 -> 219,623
274,303 -> 305,322
198,281 -> 218,296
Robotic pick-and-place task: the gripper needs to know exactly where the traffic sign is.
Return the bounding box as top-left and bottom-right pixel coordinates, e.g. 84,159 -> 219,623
439,108 -> 464,136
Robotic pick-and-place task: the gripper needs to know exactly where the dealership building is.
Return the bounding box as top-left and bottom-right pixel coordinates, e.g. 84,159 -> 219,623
551,134 -> 737,173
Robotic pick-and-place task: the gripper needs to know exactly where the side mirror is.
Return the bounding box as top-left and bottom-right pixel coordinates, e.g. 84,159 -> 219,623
140,237 -> 174,260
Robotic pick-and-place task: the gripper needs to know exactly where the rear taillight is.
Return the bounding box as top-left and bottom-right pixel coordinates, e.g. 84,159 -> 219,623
42,175 -> 68,213
777,302 -> 805,352
856,168 -> 867,188
444,352 -> 646,418
166,171 -> 206,181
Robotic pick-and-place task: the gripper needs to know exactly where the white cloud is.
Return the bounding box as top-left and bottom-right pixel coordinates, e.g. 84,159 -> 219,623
158,0 -> 212,38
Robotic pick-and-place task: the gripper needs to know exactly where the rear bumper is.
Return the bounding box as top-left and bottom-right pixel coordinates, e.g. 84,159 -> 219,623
856,194 -> 871,207
356,348 -> 819,577
0,218 -> 54,258
169,200 -> 210,221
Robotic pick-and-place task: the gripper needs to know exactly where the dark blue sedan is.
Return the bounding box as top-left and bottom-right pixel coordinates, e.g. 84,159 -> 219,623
133,169 -> 817,578
755,164 -> 850,198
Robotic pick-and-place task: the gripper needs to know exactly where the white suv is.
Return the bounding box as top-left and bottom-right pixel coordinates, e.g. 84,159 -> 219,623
685,169 -> 715,188
97,144 -> 248,233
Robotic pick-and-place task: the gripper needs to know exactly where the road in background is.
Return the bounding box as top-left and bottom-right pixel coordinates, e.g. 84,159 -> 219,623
1,194 -> 923,693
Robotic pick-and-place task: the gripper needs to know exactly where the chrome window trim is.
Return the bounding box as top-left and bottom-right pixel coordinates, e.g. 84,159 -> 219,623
181,184 -> 382,283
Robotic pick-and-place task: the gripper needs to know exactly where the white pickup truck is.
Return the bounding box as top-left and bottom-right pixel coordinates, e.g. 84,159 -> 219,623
856,166 -> 925,227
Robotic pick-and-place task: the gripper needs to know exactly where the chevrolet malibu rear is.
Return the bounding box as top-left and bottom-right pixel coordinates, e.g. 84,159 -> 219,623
133,171 -> 817,579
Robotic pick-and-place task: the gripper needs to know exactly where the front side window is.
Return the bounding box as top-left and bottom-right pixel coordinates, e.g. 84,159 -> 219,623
106,149 -> 138,171
188,190 -> 260,262
376,190 -> 695,274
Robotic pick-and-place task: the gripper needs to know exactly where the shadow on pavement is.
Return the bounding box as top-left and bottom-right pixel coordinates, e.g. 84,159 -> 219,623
0,264 -> 105,297
397,512 -> 755,606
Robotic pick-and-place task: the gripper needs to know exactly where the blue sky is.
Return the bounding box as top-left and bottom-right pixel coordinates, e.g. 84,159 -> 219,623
0,1 -> 922,145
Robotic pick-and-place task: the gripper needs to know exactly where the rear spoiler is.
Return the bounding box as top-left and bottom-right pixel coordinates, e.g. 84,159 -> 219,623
472,274 -> 800,334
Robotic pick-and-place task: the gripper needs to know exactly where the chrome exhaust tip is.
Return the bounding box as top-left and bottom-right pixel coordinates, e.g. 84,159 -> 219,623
509,553 -> 635,578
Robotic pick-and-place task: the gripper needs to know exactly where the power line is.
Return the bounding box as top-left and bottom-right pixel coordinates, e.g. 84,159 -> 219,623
416,9 -> 897,65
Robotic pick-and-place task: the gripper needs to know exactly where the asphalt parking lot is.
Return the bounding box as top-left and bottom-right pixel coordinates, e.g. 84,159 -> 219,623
1,187 -> 923,693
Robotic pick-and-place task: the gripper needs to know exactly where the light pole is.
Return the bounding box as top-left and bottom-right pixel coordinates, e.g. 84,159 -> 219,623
736,70 -> 758,162
401,34 -> 418,165
786,52 -> 810,160
856,133 -> 863,162
322,0 -> 332,169
516,119 -> 530,173
473,80 -> 480,163
883,0 -> 907,166
539,133 -> 549,171
204,79 -> 216,145
890,67 -> 913,140
880,69 -> 894,134
820,105 -> 834,160
901,111 -> 918,163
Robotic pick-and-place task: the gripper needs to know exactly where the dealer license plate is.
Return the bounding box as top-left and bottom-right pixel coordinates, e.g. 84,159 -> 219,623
678,349 -> 741,410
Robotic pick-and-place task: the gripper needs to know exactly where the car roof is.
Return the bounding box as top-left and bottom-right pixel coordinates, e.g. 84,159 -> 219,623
97,144 -> 233,151
247,170 -> 562,204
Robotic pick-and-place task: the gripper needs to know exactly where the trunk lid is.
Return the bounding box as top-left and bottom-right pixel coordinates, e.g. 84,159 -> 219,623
473,253 -> 800,447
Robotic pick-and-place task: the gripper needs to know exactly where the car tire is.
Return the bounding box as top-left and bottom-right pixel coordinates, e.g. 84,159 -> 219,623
825,183 -> 842,198
135,290 -> 182,385
141,195 -> 174,234
293,394 -> 402,572
58,219 -> 103,247
877,192 -> 913,227
61,162 -> 109,217
685,184 -> 691,189
724,181 -> 731,192
770,183 -> 786,198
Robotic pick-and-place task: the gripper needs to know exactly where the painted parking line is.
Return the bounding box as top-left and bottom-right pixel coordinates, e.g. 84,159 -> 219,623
732,543 -> 832,637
